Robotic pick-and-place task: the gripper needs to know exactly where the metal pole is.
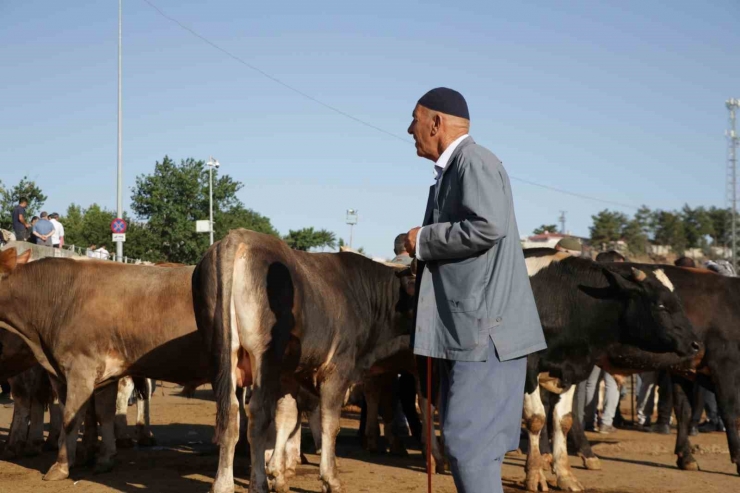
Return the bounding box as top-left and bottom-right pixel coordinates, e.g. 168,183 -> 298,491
349,223 -> 353,249
209,163 -> 214,246
116,0 -> 123,262
730,101 -> 738,271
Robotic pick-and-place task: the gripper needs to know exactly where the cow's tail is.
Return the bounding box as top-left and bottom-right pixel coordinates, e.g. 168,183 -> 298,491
193,235 -> 237,444
215,236 -> 238,444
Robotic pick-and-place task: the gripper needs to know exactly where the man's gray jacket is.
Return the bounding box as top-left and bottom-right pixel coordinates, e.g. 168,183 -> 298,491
414,137 -> 547,362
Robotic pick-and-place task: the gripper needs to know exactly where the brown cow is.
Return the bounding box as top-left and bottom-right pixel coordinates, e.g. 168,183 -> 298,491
0,248 -> 211,481
192,229 -> 416,493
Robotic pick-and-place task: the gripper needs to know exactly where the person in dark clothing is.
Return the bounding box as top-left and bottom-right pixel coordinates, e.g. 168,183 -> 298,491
11,197 -> 30,241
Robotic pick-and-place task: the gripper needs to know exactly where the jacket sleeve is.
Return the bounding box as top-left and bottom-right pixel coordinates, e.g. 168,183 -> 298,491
417,154 -> 509,261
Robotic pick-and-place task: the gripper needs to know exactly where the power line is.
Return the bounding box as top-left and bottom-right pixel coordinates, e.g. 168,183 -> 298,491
140,0 -> 641,212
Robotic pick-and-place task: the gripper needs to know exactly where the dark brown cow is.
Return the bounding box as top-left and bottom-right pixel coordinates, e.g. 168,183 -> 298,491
0,248 -> 211,481
192,229 -> 416,493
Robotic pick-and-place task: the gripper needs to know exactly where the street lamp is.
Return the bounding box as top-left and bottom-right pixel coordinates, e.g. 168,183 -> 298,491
346,209 -> 358,249
207,157 -> 220,245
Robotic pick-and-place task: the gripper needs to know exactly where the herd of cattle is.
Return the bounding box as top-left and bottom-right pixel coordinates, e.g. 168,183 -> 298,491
0,228 -> 739,493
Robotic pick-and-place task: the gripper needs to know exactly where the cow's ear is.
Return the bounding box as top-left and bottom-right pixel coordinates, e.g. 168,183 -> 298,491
602,267 -> 641,297
0,248 -> 18,276
16,250 -> 31,265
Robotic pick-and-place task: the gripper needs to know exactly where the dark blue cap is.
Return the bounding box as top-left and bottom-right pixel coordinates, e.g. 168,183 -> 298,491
417,87 -> 469,120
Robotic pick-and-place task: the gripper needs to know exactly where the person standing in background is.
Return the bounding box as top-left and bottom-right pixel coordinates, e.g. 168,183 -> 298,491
11,197 -> 31,241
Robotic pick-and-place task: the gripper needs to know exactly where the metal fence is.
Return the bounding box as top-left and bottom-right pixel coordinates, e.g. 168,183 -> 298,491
1,240 -> 146,264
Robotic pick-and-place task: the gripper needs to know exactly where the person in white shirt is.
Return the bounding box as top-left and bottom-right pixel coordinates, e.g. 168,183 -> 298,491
95,245 -> 110,260
49,213 -> 65,249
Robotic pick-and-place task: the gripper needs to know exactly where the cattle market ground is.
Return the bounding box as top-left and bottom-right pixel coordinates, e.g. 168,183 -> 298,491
0,383 -> 737,493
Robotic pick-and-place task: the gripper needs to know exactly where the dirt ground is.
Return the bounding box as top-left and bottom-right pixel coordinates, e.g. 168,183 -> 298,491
0,382 -> 737,493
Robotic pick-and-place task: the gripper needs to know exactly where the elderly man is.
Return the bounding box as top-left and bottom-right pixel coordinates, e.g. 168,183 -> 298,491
404,88 -> 547,492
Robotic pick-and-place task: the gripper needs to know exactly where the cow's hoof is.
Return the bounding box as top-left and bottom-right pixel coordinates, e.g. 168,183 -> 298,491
136,434 -> 156,447
736,462 -> 740,476
116,437 -> 136,449
525,469 -> 549,492
300,452 -> 309,465
677,456 -> 699,471
321,477 -> 343,493
42,463 -> 69,481
557,475 -> 584,492
267,477 -> 289,493
582,456 -> 602,471
94,460 -> 115,475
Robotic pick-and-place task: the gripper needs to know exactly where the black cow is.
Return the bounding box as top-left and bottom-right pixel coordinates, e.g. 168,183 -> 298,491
191,229 -> 417,493
562,263 -> 740,477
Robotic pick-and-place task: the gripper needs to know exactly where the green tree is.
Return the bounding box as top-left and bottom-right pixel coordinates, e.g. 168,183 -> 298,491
533,224 -> 559,235
707,206 -> 733,246
130,156 -> 278,264
622,219 -> 649,255
634,205 -> 653,237
0,177 -> 48,230
652,210 -> 687,254
283,228 -> 337,251
681,205 -> 713,249
590,210 -> 628,245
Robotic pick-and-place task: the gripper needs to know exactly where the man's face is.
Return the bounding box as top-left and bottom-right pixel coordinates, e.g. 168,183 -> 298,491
20,201 -> 27,208
407,105 -> 438,161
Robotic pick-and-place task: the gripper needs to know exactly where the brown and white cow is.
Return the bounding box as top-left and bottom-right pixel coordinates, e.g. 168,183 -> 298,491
0,248 -> 212,481
191,229 -> 416,493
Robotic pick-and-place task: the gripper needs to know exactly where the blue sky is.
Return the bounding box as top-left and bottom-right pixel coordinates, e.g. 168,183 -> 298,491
1,0 -> 738,258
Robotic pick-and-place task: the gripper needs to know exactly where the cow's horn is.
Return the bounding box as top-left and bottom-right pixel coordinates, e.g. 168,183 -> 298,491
631,268 -> 647,282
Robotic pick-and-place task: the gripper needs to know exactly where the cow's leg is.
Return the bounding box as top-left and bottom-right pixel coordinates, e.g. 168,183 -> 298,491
712,367 -> 740,475
4,386 -> 30,459
236,386 -> 251,457
79,392 -> 98,467
266,391 -> 298,493
45,396 -> 62,452
92,383 -> 118,474
318,374 -> 350,493
363,376 -> 382,453
43,372 -> 95,481
212,374 -> 240,493
568,398 -> 600,471
284,417 -> 302,478
25,392 -> 46,457
308,407 -> 322,454
114,377 -> 135,449
379,376 -> 406,456
523,385 -> 549,492
673,377 -> 699,471
135,378 -> 155,447
551,386 -> 583,491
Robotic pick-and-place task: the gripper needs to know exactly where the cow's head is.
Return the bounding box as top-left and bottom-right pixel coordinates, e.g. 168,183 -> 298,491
596,265 -> 700,357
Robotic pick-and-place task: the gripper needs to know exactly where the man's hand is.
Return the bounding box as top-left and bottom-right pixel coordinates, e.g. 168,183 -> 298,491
405,227 -> 421,256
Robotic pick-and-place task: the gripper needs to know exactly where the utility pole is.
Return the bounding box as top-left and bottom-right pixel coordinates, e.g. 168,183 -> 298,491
559,211 -> 567,234
115,0 -> 123,262
727,99 -> 739,270
207,157 -> 220,245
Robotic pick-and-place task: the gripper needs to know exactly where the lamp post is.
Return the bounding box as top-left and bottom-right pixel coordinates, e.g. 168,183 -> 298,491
207,157 -> 220,245
116,0 -> 123,262
346,209 -> 358,249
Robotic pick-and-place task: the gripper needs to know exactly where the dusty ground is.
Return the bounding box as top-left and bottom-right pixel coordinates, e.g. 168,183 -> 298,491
0,382 -> 737,493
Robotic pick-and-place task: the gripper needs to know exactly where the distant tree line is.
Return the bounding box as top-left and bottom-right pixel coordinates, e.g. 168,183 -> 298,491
1,156 -> 348,264
589,205 -> 733,256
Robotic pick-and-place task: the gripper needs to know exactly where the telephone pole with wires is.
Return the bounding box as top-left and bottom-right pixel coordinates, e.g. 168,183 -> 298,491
727,98 -> 739,270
